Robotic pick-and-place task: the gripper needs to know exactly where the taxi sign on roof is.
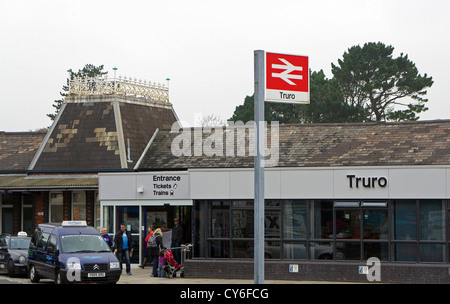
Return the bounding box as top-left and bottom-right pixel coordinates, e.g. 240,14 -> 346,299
17,231 -> 27,236
62,221 -> 87,227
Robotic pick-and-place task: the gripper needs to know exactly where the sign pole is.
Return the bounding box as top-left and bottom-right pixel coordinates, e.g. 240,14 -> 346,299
254,50 -> 265,284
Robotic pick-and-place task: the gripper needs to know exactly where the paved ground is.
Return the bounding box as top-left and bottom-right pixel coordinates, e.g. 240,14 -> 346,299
0,264 -> 357,284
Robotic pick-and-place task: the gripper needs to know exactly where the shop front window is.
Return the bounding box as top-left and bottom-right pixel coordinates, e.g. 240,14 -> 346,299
50,193 -> 63,223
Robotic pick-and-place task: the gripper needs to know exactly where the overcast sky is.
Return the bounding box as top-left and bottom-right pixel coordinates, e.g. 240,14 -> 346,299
1,0 -> 449,131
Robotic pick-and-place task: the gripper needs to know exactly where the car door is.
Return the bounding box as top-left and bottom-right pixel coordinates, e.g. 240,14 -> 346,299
36,232 -> 51,277
46,234 -> 59,280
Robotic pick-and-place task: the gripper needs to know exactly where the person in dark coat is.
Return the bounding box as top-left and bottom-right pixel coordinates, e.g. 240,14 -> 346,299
171,218 -> 183,264
114,224 -> 133,275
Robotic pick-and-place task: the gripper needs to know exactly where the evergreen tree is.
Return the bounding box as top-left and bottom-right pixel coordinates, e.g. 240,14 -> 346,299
47,64 -> 108,121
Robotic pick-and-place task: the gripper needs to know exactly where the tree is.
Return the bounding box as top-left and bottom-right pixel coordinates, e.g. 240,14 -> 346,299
228,70 -> 363,124
331,42 -> 433,121
47,64 -> 108,121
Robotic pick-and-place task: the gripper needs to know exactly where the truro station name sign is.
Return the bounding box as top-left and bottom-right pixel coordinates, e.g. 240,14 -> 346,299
346,174 -> 388,189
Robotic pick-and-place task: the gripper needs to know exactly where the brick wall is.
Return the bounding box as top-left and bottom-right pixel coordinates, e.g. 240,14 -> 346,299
184,260 -> 450,284
85,190 -> 95,226
63,191 -> 71,220
33,191 -> 49,227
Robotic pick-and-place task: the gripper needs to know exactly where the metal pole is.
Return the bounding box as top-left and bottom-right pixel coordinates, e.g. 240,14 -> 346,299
254,50 -> 265,284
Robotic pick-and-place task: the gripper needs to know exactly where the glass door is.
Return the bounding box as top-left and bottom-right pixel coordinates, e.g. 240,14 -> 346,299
335,207 -> 361,260
116,206 -> 140,263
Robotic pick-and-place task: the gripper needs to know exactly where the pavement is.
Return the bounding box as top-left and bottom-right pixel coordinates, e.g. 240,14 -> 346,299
115,264 -> 355,284
0,263 -> 360,284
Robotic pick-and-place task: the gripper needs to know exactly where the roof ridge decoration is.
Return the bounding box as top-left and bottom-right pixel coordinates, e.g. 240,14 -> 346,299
68,75 -> 170,105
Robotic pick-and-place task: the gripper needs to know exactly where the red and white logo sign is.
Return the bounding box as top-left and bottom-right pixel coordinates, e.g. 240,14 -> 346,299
265,52 -> 309,104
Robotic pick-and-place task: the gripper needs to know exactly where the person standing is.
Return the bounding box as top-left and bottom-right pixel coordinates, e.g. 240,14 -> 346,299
114,224 -> 133,275
158,250 -> 166,278
139,225 -> 154,269
100,227 -> 112,248
149,228 -> 163,277
171,218 -> 183,264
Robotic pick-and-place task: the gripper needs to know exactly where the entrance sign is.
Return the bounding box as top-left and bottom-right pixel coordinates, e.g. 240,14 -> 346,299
265,52 -> 310,104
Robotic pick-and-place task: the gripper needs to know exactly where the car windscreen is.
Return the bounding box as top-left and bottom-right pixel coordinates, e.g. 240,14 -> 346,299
10,237 -> 31,250
60,235 -> 112,253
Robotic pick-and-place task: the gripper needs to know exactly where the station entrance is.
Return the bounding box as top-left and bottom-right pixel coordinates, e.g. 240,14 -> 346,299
101,201 -> 193,264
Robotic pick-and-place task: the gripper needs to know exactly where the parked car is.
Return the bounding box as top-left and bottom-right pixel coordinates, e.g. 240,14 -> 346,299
0,231 -> 31,276
28,221 -> 121,284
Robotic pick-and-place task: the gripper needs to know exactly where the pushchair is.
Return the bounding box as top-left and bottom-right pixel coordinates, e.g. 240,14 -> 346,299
163,248 -> 184,278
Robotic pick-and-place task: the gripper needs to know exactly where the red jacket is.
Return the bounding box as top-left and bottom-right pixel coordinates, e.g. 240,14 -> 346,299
144,232 -> 154,248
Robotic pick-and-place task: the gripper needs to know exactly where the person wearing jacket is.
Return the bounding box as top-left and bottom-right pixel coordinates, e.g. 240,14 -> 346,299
139,225 -> 154,269
114,224 -> 133,275
149,228 -> 163,277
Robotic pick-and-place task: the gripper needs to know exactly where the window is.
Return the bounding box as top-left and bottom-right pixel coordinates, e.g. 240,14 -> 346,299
38,232 -> 50,251
47,235 -> 58,254
50,193 -> 63,223
72,192 -> 86,221
30,230 -> 41,248
193,199 -> 448,264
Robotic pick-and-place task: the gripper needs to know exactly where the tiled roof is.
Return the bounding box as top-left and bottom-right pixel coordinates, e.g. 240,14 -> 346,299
137,120 -> 450,169
31,96 -> 178,171
0,132 -> 46,171
0,174 -> 98,190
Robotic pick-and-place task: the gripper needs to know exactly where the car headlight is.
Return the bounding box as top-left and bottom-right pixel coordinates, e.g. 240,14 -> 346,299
109,262 -> 120,269
0,254 -> 4,260
67,262 -> 81,270
19,256 -> 26,264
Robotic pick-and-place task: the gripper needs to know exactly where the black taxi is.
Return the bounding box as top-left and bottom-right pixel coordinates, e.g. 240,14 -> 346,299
28,221 -> 121,284
0,231 -> 31,276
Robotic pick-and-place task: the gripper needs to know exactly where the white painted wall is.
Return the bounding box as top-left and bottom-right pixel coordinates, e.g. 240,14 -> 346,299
99,166 -> 450,201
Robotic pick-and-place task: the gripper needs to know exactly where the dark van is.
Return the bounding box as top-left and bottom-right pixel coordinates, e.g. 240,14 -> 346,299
28,221 -> 121,284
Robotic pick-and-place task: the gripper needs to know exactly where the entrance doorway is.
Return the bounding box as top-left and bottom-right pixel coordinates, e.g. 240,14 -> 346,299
141,205 -> 192,265
100,201 -> 193,266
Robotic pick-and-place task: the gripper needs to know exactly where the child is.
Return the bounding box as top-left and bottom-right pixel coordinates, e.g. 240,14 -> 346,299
158,250 -> 166,278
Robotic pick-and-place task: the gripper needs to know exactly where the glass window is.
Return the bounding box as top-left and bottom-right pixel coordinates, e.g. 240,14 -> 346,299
50,193 -> 63,223
232,240 -> 253,258
310,200 -> 333,239
30,230 -> 41,247
103,206 -> 114,234
283,200 -> 306,239
336,242 -> 360,260
364,243 -> 389,261
265,209 -> 280,239
335,210 -> 360,240
309,242 -> 333,260
1,207 -> 13,234
38,232 -> 50,251
72,192 -> 86,221
420,244 -> 444,263
363,210 -> 388,240
392,243 -> 417,262
232,210 -> 253,238
209,240 -> 229,258
419,200 -> 445,241
232,200 -> 252,208
283,241 -> 306,260
47,235 -> 58,253
210,201 -> 230,238
265,241 -> 281,259
393,200 -> 417,240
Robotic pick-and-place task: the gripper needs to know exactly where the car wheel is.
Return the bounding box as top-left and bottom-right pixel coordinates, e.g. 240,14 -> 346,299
29,265 -> 40,283
7,259 -> 16,277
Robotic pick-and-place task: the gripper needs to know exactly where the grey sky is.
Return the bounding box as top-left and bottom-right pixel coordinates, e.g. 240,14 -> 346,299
1,0 -> 449,131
